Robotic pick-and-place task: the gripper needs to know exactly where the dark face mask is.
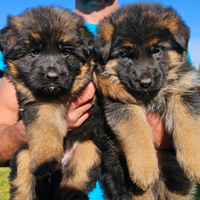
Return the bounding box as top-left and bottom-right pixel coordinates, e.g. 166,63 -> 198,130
80,0 -> 114,5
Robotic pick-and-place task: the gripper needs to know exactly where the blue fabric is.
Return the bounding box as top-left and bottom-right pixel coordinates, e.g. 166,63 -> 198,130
84,22 -> 98,36
0,52 -> 7,71
88,181 -> 105,200
187,50 -> 192,64
84,22 -> 106,200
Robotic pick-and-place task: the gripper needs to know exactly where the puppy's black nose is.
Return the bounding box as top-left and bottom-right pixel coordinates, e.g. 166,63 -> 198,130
139,78 -> 152,88
46,71 -> 59,80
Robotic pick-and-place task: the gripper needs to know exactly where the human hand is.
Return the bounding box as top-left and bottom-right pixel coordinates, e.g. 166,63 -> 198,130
67,82 -> 95,131
146,112 -> 173,150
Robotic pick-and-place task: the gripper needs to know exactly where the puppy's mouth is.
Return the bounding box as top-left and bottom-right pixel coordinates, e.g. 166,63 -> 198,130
42,85 -> 72,96
44,83 -> 62,93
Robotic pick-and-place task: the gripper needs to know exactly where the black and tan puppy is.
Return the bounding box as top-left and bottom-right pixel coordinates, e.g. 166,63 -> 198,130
95,2 -> 199,199
0,6 -> 107,200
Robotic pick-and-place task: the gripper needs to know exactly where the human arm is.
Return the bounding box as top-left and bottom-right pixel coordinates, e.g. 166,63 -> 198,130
0,77 -> 26,162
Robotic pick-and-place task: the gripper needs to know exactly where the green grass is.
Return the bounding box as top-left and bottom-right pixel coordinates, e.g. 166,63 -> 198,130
196,184 -> 200,200
1,166 -> 200,199
0,167 -> 10,200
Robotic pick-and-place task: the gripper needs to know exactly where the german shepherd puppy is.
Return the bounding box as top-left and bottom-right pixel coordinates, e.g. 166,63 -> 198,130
0,6 -> 107,200
95,2 -> 199,199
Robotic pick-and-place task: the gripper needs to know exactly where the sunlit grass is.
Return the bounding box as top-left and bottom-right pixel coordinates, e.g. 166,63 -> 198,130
0,167 -> 10,200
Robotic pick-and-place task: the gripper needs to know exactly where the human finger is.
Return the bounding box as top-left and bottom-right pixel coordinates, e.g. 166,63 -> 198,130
67,112 -> 90,131
69,82 -> 95,110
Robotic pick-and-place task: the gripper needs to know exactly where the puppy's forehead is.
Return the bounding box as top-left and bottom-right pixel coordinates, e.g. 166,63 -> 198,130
29,32 -> 75,44
10,6 -> 83,41
99,3 -> 182,43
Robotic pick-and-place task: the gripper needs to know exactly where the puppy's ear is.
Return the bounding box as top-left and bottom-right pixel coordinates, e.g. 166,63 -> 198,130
173,22 -> 190,52
78,25 -> 94,56
95,19 -> 114,64
0,16 -> 16,54
164,9 -> 190,51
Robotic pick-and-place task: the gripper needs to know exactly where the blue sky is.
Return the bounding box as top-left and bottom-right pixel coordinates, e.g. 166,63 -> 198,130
0,0 -> 200,68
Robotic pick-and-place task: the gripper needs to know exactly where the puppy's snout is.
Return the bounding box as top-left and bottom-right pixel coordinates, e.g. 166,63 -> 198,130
139,78 -> 152,88
46,70 -> 59,80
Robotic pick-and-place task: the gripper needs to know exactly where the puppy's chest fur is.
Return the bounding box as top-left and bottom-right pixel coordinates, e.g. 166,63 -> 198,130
144,92 -> 167,116
131,69 -> 195,131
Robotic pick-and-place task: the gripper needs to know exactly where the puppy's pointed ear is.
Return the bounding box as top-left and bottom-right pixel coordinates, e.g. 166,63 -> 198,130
0,16 -> 16,54
95,19 -> 114,64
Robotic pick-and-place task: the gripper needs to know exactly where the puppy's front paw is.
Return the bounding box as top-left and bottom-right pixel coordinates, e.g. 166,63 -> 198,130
128,154 -> 159,190
178,155 -> 200,183
29,158 -> 60,176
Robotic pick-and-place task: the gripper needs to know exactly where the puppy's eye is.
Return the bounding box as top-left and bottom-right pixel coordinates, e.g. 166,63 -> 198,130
61,48 -> 71,57
31,49 -> 41,56
152,48 -> 161,55
119,52 -> 132,58
121,52 -> 128,57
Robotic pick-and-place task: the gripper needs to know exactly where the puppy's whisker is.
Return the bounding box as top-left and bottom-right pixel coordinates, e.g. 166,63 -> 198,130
144,89 -> 149,95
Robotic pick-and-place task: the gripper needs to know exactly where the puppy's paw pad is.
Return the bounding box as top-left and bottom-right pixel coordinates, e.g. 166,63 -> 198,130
29,159 -> 59,176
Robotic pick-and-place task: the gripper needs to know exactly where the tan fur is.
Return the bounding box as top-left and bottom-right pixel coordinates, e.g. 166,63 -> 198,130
111,105 -> 159,190
7,61 -> 19,77
123,41 -> 134,48
10,150 -> 35,200
59,33 -> 79,43
134,190 -> 154,200
71,63 -> 91,94
96,59 -> 136,104
30,33 -> 41,40
143,39 -> 159,49
168,95 -> 200,182
27,103 -> 68,174
97,20 -> 114,42
11,15 -> 32,31
115,12 -> 130,27
97,75 -> 136,104
60,141 -> 101,191
162,14 -> 180,37
7,36 -> 15,46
